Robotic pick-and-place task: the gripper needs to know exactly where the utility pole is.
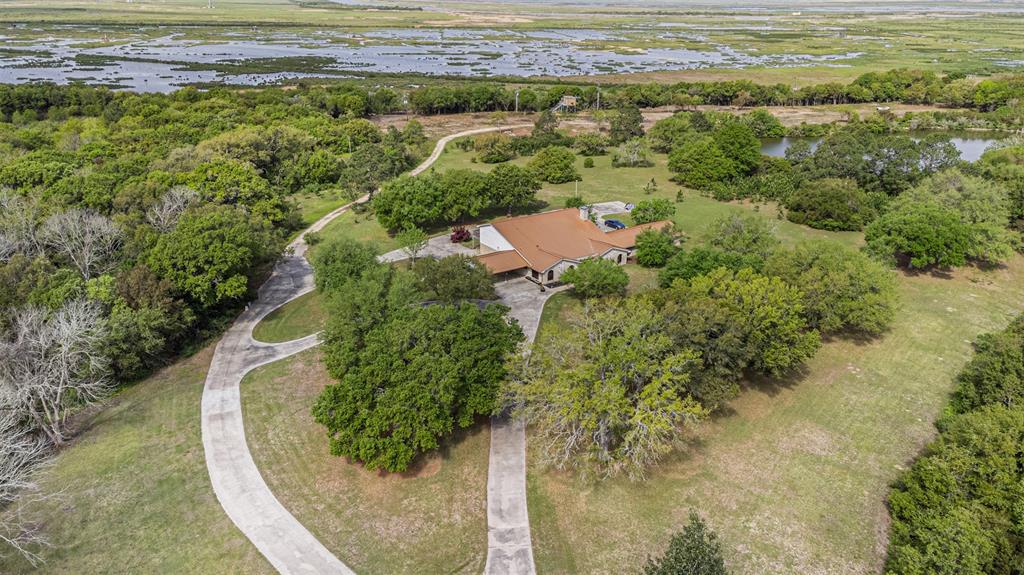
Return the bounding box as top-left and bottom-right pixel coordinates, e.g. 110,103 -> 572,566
514,90 -> 519,113
596,89 -> 601,110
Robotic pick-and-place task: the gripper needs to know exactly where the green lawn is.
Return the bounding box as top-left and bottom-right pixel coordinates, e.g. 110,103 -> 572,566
240,349 -> 490,574
0,346 -> 272,574
314,208 -> 401,255
295,190 -> 351,228
527,248 -> 1024,571
252,290 -> 325,343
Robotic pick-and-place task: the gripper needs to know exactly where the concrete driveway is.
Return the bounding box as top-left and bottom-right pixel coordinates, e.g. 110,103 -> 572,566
378,233 -> 476,263
485,278 -> 568,575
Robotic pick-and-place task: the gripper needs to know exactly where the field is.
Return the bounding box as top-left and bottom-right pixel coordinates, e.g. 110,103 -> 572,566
528,257 -> 1024,574
241,348 -> 490,574
0,346 -> 273,574
525,201 -> 1024,572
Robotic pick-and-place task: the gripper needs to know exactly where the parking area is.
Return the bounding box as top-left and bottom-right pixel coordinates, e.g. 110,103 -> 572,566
378,234 -> 476,263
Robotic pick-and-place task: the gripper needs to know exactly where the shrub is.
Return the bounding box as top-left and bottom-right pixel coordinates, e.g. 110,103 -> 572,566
450,225 -> 471,243
707,214 -> 779,260
635,228 -> 677,267
611,138 -> 655,168
573,132 -> 608,156
564,194 -> 586,208
583,157 -> 595,169
785,178 -> 878,231
473,132 -> 516,163
632,198 -> 676,224
644,512 -> 729,575
561,258 -> 629,298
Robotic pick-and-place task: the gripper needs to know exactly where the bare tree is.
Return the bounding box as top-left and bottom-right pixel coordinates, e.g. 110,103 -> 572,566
146,186 -> 197,233
0,301 -> 110,447
0,191 -> 45,262
41,209 -> 122,280
0,412 -> 50,566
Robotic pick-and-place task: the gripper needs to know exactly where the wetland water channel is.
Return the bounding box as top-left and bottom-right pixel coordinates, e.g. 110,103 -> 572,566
0,26 -> 862,92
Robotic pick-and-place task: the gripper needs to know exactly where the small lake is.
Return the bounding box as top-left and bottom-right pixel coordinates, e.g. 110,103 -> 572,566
761,132 -> 1008,163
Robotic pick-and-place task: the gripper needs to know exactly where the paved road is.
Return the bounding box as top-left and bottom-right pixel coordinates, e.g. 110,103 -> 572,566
410,124 -> 531,177
200,124 -> 536,575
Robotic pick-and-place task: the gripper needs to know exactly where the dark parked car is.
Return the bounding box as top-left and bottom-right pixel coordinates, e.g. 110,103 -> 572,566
604,219 -> 626,230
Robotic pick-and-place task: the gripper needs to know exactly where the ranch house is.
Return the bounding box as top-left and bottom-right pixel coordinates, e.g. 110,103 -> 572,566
475,207 -> 670,285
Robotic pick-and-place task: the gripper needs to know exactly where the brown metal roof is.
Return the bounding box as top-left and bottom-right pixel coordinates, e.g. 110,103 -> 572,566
487,208 -> 671,271
476,250 -> 529,273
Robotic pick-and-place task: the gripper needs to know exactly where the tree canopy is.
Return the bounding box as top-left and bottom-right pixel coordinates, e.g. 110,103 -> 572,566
528,145 -> 580,184
864,202 -> 973,269
785,178 -> 878,231
509,298 -> 706,479
561,258 -> 629,298
146,205 -> 281,308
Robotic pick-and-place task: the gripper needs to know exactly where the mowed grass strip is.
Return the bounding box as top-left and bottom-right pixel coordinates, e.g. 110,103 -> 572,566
252,290 -> 325,343
0,346 -> 272,574
527,253 -> 1024,573
240,348 -> 490,575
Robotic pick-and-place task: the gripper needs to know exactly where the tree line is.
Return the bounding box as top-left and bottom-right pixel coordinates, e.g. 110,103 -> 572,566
884,314 -> 1024,575
3,70 -> 1023,127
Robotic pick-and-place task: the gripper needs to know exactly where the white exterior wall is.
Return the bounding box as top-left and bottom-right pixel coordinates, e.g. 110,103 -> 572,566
479,225 -> 515,253
600,249 -> 630,265
538,250 -> 629,284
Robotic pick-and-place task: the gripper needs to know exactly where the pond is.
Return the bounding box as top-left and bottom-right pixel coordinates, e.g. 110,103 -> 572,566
760,131 -> 1008,163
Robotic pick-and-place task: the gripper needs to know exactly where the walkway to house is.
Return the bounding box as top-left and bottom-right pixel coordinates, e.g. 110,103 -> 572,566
199,124 -> 532,575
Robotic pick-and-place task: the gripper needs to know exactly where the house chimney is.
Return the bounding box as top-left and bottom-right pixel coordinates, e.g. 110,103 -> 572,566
578,206 -> 589,221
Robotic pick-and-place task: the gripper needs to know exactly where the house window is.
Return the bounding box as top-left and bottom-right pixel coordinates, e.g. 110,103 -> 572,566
531,270 -> 539,279
547,269 -> 554,282
617,253 -> 623,264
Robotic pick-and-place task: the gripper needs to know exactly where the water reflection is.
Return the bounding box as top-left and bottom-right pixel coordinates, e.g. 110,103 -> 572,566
760,132 -> 1006,163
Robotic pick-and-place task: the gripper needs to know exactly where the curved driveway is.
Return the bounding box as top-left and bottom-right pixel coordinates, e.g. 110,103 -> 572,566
200,124 -> 533,575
